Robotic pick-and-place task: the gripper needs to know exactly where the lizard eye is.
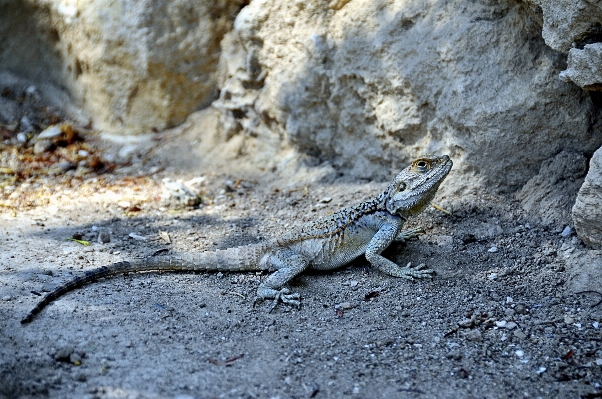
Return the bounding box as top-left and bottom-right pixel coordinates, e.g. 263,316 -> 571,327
398,182 -> 407,192
414,159 -> 430,172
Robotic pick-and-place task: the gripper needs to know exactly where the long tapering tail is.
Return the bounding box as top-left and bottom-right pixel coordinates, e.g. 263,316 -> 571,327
21,244 -> 269,324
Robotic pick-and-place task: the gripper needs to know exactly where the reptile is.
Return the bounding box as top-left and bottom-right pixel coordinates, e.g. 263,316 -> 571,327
21,154 -> 452,324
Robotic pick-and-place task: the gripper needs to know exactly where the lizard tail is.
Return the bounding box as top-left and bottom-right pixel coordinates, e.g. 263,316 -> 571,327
21,244 -> 269,324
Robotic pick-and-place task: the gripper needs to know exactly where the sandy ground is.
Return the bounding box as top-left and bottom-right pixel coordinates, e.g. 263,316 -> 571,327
1,126 -> 601,399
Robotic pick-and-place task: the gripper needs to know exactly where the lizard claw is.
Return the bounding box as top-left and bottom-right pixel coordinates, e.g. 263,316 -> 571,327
255,288 -> 301,312
268,288 -> 300,312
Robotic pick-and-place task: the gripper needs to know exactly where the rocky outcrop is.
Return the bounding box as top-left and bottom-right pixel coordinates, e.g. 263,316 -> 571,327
213,0 -> 602,191
516,151 -> 588,226
560,43 -> 602,91
0,0 -> 246,134
573,148 -> 602,248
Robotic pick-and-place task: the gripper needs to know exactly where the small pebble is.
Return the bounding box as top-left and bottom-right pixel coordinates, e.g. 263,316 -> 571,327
33,139 -> 53,154
78,150 -> 89,157
515,350 -> 524,358
98,231 -> 111,243
506,322 -> 517,330
488,273 -> 498,280
118,201 -> 131,209
560,226 -> 572,238
506,296 -> 513,304
495,320 -> 507,328
2,295 -> 11,301
37,125 -> 62,140
17,132 -> 27,143
337,302 -> 353,310
593,322 -> 600,329
488,246 -> 498,253
129,232 -> 147,241
537,367 -> 546,374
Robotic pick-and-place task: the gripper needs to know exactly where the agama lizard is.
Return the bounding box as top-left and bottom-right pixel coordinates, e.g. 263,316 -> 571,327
21,154 -> 452,323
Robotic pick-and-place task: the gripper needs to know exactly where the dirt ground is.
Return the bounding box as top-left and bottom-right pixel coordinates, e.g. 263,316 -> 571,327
1,125 -> 602,399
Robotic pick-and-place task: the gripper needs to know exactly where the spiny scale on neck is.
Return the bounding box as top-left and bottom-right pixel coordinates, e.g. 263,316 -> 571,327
275,191 -> 389,246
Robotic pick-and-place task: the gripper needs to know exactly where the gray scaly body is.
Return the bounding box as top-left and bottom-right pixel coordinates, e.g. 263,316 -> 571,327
22,155 -> 452,324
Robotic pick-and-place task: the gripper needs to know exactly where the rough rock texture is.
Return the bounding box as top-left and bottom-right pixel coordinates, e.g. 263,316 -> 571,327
0,0 -> 246,133
527,0 -> 602,53
560,43 -> 602,90
566,250 -> 602,293
213,0 -> 602,192
572,147 -> 602,248
516,151 -> 588,226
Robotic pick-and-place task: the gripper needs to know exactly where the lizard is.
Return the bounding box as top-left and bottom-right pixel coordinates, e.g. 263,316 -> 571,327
21,154 -> 452,324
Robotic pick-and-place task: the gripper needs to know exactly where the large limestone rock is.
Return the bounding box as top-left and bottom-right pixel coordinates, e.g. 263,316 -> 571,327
0,0 -> 245,133
573,148 -> 602,248
516,151 -> 587,226
213,0 -> 602,192
522,0 -> 602,91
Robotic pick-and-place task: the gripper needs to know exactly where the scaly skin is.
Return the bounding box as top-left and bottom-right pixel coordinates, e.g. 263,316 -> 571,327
21,154 -> 452,323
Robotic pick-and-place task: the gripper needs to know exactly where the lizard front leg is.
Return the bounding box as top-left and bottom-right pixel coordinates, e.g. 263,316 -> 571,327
365,223 -> 434,280
256,248 -> 308,311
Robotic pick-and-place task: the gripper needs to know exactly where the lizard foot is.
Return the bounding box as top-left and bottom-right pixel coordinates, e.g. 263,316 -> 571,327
390,262 -> 435,280
254,288 -> 301,312
395,227 -> 424,242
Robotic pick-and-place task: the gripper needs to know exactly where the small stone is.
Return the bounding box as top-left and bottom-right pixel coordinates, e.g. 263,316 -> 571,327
560,226 -> 572,238
98,231 -> 111,243
513,329 -> 527,340
495,320 -> 507,328
506,296 -> 513,304
458,318 -> 474,328
514,304 -> 527,314
488,273 -> 498,280
596,359 -> 602,366
320,197 -> 332,203
69,352 -> 82,365
78,150 -> 89,157
349,280 -> 359,288
488,246 -> 498,253
446,350 -> 462,360
506,322 -> 518,330
337,302 -> 353,310
17,132 -> 27,143
2,295 -> 11,301
593,322 -> 600,329
57,161 -> 76,172
463,329 -> 482,341
91,225 -> 98,231
564,315 -> 574,324
37,125 -> 63,140
118,201 -> 131,209
515,350 -> 524,358
33,139 -> 53,154
537,367 -> 546,374
128,232 -> 147,241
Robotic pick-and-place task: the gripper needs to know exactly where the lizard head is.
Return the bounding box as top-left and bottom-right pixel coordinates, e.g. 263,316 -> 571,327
385,155 -> 453,217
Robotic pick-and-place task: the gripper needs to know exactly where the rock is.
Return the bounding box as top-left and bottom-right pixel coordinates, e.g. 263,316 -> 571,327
211,0 -> 602,193
517,151 -> 588,225
2,295 -> 11,301
462,329 -> 482,342
1,0 -> 246,134
565,249 -> 602,294
33,139 -> 53,155
162,178 -> 201,209
573,148 -> 602,248
36,125 -> 62,140
98,230 -> 111,244
560,43 -> 602,90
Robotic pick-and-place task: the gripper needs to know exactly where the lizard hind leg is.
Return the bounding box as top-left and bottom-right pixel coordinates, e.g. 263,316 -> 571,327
255,248 -> 308,312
